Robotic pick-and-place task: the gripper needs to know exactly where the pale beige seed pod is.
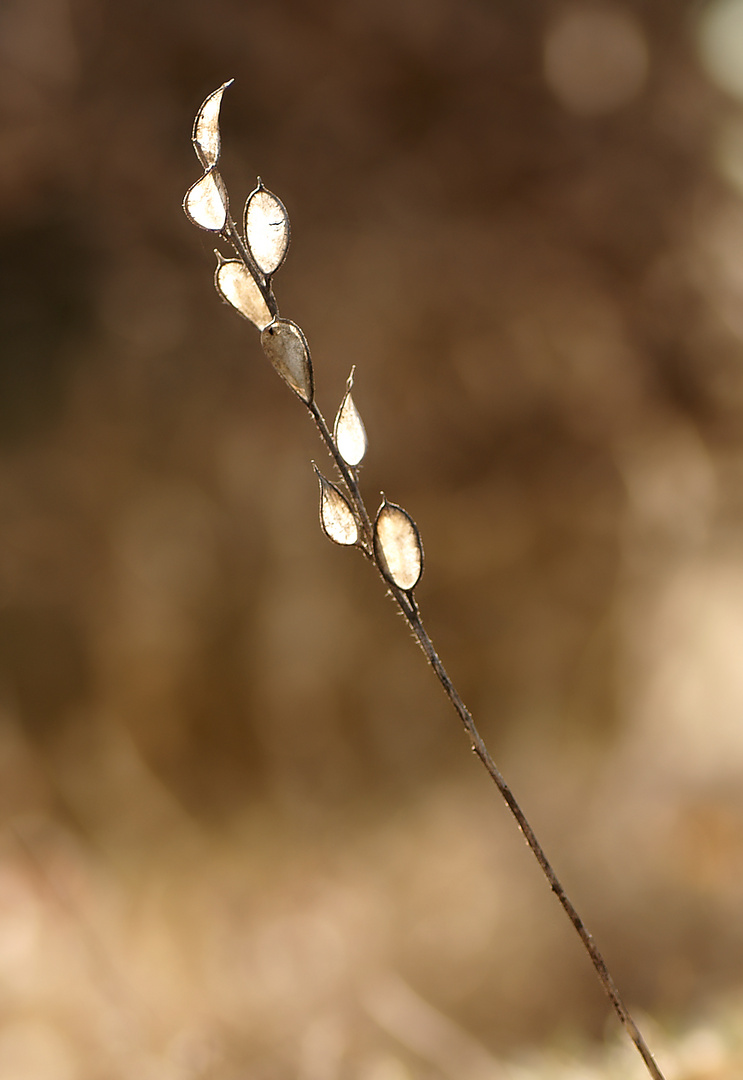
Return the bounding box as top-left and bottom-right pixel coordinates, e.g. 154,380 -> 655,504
244,182 -> 290,277
214,252 -> 273,330
334,374 -> 367,468
183,168 -> 229,232
374,499 -> 423,592
314,467 -> 359,546
192,79 -> 233,168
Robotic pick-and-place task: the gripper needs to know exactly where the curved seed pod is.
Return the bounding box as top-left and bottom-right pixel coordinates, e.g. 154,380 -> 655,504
192,80 -> 233,169
314,467 -> 359,546
244,183 -> 290,276
183,168 -> 228,232
374,499 -> 423,592
333,378 -> 367,467
260,318 -> 313,404
214,253 -> 272,330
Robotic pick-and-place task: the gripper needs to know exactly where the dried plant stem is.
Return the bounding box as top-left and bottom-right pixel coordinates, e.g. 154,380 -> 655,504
184,87 -> 667,1074
279,302 -> 664,1080
401,605 -> 664,1080
301,395 -> 666,1080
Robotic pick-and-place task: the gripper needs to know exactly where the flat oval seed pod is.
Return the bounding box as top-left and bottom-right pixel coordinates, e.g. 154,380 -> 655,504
214,255 -> 272,330
334,386 -> 367,467
183,169 -> 228,232
314,467 -> 358,546
374,499 -> 423,592
244,185 -> 290,276
192,80 -> 233,168
260,318 -> 313,404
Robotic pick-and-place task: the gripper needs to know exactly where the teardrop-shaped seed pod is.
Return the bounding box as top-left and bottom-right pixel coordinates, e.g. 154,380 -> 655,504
244,184 -> 290,276
260,318 -> 313,404
374,499 -> 423,592
183,168 -> 228,232
192,80 -> 233,169
214,254 -> 273,330
334,384 -> 367,467
314,467 -> 359,546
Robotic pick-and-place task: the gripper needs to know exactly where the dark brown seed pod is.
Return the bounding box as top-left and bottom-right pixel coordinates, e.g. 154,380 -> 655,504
260,318 -> 313,404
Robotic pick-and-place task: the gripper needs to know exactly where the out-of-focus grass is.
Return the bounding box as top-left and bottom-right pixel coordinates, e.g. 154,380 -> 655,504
0,779 -> 741,1080
2,1 -> 743,1074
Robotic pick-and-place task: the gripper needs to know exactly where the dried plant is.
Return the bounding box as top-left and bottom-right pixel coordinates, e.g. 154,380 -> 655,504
184,81 -> 667,1080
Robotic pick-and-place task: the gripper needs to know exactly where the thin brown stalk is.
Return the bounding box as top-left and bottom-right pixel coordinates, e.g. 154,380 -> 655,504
310,409 -> 667,1080
185,84 -> 669,1079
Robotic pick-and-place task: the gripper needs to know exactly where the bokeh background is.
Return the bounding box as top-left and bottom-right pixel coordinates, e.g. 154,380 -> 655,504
2,0 -> 743,1076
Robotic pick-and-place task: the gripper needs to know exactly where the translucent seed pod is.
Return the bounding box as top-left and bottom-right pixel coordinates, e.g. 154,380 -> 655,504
192,80 -> 233,169
314,467 -> 359,546
244,182 -> 290,277
374,499 -> 423,592
260,318 -> 313,404
334,371 -> 367,468
214,253 -> 273,330
183,168 -> 228,232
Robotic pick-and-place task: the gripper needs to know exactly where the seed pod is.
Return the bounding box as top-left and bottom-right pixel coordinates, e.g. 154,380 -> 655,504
192,80 -> 233,169
334,376 -> 367,467
183,168 -> 228,232
314,467 -> 359,546
214,253 -> 273,330
244,183 -> 290,277
374,499 -> 423,592
260,318 -> 313,404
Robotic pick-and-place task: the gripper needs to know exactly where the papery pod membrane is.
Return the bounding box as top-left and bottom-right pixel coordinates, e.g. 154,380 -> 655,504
333,382 -> 367,467
214,254 -> 272,330
244,184 -> 290,276
374,499 -> 423,592
192,80 -> 233,169
183,168 -> 228,232
314,467 -> 359,546
260,318 -> 313,404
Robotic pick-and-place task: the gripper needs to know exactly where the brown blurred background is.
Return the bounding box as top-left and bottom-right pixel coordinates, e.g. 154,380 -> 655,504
1,0 -> 743,1077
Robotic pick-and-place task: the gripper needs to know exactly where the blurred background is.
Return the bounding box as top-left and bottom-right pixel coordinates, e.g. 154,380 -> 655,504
1,0 -> 743,1076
